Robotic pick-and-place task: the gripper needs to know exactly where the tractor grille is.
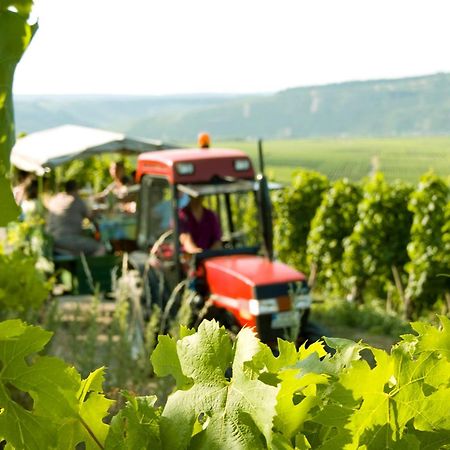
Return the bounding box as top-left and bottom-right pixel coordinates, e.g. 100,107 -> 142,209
254,280 -> 308,299
256,314 -> 293,342
256,308 -> 310,345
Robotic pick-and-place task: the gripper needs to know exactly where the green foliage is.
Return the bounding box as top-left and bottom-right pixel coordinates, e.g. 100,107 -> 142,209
60,156 -> 135,192
3,214 -> 52,258
405,172 -> 450,312
0,1 -> 33,16
152,321 -> 277,449
313,299 -> 411,338
43,295 -> 159,397
0,214 -> 54,321
311,317 -> 450,449
105,393 -> 162,449
342,173 -> 413,303
0,320 -> 114,450
2,317 -> 450,449
0,251 -> 51,318
274,169 -> 329,269
307,178 -> 361,293
150,317 -> 450,448
0,4 -> 36,226
386,180 -> 414,268
231,192 -> 260,246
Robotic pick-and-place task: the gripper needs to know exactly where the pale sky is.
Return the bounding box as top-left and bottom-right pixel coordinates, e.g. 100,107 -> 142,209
13,0 -> 450,96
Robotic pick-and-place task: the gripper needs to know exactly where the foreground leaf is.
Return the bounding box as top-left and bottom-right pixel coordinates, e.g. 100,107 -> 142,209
0,321 -> 77,449
105,393 -> 161,450
153,320 -> 278,449
57,368 -> 115,450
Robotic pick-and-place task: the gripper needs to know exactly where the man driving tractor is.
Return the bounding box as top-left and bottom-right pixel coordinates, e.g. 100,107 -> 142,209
179,195 -> 222,253
177,131 -> 223,253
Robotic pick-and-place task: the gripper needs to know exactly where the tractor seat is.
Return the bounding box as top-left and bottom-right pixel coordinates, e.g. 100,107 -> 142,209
53,247 -> 78,262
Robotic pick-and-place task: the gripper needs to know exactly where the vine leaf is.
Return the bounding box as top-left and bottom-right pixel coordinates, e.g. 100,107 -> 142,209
0,320 -> 115,450
413,388 -> 450,432
105,393 -> 162,450
57,368 -> 115,450
410,315 -> 450,359
296,337 -> 366,378
0,319 -> 25,339
151,335 -> 193,389
0,321 -> 77,450
274,369 -> 328,440
243,338 -> 299,385
315,326 -> 450,449
153,320 -> 278,449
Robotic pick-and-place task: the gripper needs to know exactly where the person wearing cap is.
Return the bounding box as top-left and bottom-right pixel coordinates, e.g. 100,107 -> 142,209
197,132 -> 210,149
179,195 -> 221,253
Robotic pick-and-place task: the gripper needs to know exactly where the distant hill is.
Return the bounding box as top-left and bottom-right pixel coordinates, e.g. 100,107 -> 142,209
13,94 -> 239,140
14,73 -> 450,141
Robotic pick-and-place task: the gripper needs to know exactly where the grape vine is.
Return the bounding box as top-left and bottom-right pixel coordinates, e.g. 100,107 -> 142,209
405,171 -> 450,318
1,318 -> 450,449
273,169 -> 329,269
307,178 -> 361,293
341,173 -> 413,305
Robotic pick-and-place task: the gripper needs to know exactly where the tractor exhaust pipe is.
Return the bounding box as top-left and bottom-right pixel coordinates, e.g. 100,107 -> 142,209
258,138 -> 265,174
256,139 -> 274,261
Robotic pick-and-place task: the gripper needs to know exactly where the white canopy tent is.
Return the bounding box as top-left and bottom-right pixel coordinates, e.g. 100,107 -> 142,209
10,124 -> 177,175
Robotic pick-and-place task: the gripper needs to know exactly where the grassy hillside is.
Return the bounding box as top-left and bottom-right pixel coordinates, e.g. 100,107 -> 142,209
14,73 -> 450,141
14,94 -> 242,134
13,74 -> 450,184
218,137 -> 450,183
128,73 -> 450,141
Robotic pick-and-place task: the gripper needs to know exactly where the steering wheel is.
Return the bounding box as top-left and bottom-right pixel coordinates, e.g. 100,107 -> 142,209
222,230 -> 247,248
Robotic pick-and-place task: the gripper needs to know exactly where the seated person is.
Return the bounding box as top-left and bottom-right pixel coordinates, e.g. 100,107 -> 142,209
47,180 -> 106,256
13,169 -> 33,205
95,161 -> 136,212
178,195 -> 222,253
97,161 -> 129,199
20,178 -> 39,219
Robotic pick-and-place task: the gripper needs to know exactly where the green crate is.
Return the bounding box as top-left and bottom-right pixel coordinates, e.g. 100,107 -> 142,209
74,254 -> 122,295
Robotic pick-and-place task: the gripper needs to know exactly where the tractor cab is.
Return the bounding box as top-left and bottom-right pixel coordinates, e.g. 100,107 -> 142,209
132,146 -> 314,345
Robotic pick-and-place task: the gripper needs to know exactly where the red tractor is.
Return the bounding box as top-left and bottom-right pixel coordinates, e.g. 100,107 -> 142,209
130,141 -> 320,346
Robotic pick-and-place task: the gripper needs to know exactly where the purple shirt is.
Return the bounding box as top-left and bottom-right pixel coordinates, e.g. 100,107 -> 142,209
179,206 -> 221,250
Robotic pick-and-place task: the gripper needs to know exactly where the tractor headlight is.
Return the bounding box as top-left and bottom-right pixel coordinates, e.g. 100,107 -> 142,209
234,158 -> 250,171
248,298 -> 278,315
176,162 -> 195,175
